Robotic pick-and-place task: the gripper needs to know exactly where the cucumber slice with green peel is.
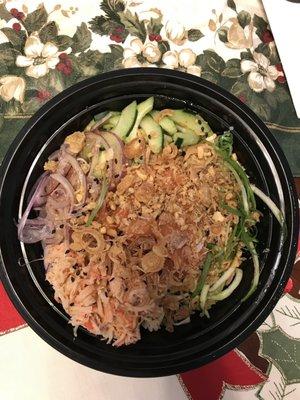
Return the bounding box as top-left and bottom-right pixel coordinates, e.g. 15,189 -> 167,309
173,130 -> 200,147
151,110 -> 177,136
140,114 -> 163,154
114,100 -> 137,139
126,97 -> 154,142
106,115 -> 120,127
168,110 -> 204,136
197,114 -> 214,136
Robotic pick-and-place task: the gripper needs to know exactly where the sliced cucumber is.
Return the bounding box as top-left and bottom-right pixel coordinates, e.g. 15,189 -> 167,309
140,115 -> 163,154
173,130 -> 200,147
197,114 -> 214,136
107,115 -> 120,127
126,97 -> 154,142
151,110 -> 177,136
168,110 -> 204,136
114,101 -> 137,139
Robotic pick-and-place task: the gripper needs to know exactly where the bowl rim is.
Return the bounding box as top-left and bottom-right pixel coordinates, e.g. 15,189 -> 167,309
0,68 -> 298,377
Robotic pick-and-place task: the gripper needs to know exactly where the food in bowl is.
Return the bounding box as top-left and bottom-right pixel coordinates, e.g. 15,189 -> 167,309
18,97 -> 284,346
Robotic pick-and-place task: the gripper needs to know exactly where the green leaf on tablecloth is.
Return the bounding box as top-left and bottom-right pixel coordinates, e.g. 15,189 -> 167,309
48,69 -> 65,93
259,327 -> 300,384
237,11 -> 251,28
221,66 -> 243,78
109,44 -> 124,59
72,23 -> 92,53
157,40 -> 170,54
0,4 -> 12,21
248,93 -> 271,120
230,80 -> 249,97
77,50 -> 104,76
22,5 -> 48,34
1,28 -> 26,50
118,10 -> 147,41
21,97 -> 41,114
187,29 -> 204,42
89,15 -> 120,36
201,70 -> 219,84
52,35 -> 73,51
148,17 -> 163,35
218,27 -> 228,43
101,0 -> 125,19
274,86 -> 291,104
255,43 -> 271,59
40,22 -> 58,43
0,48 -> 20,67
264,91 -> 278,109
253,14 -> 268,40
240,51 -> 253,60
226,59 -> 241,69
203,50 -> 225,73
227,0 -> 237,12
257,364 -> 297,400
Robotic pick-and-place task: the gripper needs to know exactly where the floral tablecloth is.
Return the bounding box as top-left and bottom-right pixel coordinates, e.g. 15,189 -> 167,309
0,1 -> 299,400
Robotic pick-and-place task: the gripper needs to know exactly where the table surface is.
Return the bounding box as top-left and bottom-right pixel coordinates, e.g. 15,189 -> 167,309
0,1 -> 299,400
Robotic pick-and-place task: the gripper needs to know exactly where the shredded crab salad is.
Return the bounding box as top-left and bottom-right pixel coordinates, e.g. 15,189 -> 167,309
18,97 -> 285,346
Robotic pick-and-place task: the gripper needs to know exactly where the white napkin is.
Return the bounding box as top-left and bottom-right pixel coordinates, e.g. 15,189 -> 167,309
262,0 -> 300,118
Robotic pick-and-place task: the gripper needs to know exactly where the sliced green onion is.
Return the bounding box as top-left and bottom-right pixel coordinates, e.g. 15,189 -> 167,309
250,184 -> 285,227
193,253 -> 213,296
208,269 -> 243,301
225,161 -> 249,215
86,178 -> 108,226
209,266 -> 235,293
200,284 -> 210,310
226,158 -> 256,211
242,242 -> 260,301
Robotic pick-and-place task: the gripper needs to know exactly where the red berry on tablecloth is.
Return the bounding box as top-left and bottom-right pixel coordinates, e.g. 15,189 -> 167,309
277,75 -> 286,84
238,95 -> 246,103
63,65 -> 72,76
12,23 -> 21,32
110,34 -> 122,43
275,63 -> 284,72
262,30 -> 274,43
115,26 -> 124,33
59,53 -> 68,60
36,90 -> 51,101
155,34 -> 162,42
16,11 -> 25,20
10,8 -> 19,17
149,34 -> 156,41
56,62 -> 65,72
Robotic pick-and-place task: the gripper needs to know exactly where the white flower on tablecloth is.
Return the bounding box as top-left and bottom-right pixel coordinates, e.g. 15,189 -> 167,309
142,43 -> 161,63
186,65 -> 202,77
162,51 -> 179,69
226,18 -> 253,49
241,52 -> 279,93
129,37 -> 144,54
16,34 -> 60,79
164,20 -> 186,45
0,18 -> 6,29
122,56 -> 142,68
178,49 -> 197,68
0,76 -> 25,103
123,37 -> 161,68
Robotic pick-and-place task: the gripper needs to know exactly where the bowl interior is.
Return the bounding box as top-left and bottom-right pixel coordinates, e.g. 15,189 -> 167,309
0,69 -> 297,376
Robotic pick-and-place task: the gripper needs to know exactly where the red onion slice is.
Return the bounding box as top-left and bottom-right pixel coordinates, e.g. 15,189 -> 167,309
19,217 -> 55,244
18,172 -> 50,241
59,151 -> 87,207
50,173 -> 75,212
98,131 -> 125,183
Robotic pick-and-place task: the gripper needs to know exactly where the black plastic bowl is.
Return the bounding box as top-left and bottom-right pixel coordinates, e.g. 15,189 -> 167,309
0,69 -> 298,377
